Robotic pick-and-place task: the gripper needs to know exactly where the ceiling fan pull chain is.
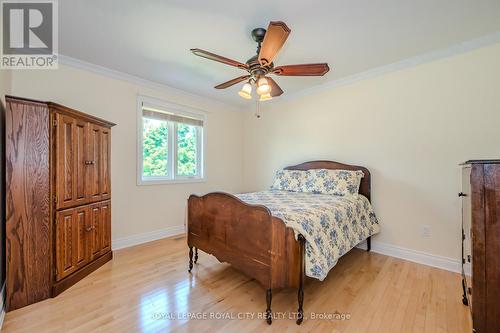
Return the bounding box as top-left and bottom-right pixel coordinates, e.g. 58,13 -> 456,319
255,100 -> 261,119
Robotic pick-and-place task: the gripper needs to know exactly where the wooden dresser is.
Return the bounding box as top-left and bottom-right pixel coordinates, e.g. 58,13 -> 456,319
461,160 -> 500,333
5,96 -> 116,311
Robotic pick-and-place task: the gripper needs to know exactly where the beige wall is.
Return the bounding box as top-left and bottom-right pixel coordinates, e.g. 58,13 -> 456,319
0,69 -> 11,103
7,42 -> 500,259
10,65 -> 244,243
243,43 -> 500,259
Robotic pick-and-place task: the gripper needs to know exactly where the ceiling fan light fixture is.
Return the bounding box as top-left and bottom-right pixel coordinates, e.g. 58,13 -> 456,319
191,21 -> 330,102
238,82 -> 252,99
259,93 -> 272,102
256,77 -> 271,95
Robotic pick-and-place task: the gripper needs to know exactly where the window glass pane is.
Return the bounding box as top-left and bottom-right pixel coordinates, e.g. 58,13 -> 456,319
177,124 -> 198,177
142,118 -> 169,177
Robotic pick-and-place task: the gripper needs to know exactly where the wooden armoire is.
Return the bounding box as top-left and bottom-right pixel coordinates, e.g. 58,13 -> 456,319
461,160 -> 500,333
5,96 -> 116,311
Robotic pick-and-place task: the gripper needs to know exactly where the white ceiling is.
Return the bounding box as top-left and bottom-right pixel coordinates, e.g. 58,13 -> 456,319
59,0 -> 500,108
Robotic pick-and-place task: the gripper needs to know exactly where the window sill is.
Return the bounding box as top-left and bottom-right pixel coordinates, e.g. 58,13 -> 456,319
137,178 -> 206,186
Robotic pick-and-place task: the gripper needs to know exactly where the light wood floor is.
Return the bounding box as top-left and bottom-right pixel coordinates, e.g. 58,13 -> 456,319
2,236 -> 471,333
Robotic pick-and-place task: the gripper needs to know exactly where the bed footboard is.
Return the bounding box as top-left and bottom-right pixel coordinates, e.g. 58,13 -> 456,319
187,192 -> 303,290
187,192 -> 306,324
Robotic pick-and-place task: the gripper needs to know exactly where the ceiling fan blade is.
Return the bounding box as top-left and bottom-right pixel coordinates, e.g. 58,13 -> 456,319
273,63 -> 330,76
191,48 -> 248,69
267,77 -> 284,97
258,21 -> 291,67
214,75 -> 251,89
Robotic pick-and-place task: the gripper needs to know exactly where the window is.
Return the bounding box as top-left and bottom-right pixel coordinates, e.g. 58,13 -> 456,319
137,96 -> 205,185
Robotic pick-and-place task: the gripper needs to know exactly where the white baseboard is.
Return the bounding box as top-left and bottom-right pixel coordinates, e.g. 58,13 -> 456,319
357,240 -> 461,273
112,225 -> 185,250
463,262 -> 471,276
0,283 -> 5,331
112,227 -> 461,274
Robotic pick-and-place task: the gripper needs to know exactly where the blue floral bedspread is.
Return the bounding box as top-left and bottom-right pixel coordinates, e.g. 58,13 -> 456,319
235,190 -> 380,281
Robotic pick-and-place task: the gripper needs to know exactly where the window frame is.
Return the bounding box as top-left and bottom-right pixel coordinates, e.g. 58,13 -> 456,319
137,95 -> 206,186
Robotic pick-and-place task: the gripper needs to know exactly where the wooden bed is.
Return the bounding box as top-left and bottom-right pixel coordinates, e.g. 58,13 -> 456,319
187,160 -> 372,325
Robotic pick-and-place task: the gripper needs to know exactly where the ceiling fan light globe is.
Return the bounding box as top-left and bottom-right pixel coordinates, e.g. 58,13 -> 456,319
259,93 -> 272,102
256,77 -> 271,95
238,91 -> 252,99
256,85 -> 271,95
238,83 -> 252,99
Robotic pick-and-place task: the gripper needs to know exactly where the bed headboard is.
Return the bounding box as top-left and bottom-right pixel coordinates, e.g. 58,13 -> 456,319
284,160 -> 371,201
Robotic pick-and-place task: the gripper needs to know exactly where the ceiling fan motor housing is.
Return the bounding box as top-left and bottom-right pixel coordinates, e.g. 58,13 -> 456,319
251,27 -> 266,43
246,55 -> 273,77
248,27 -> 273,77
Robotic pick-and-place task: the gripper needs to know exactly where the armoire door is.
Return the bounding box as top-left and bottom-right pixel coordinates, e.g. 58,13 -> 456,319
88,124 -> 101,202
100,201 -> 112,254
55,113 -> 89,209
88,201 -> 112,259
100,127 -> 111,200
55,206 -> 89,281
89,202 -> 102,259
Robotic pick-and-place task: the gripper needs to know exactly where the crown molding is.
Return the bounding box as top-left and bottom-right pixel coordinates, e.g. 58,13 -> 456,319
258,31 -> 500,109
57,54 -> 242,113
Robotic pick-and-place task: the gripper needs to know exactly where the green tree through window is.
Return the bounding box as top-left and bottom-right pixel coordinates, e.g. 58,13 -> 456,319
177,124 -> 198,176
142,118 -> 201,180
142,118 -> 168,177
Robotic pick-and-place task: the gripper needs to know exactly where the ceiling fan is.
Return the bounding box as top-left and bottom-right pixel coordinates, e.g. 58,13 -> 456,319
190,21 -> 330,102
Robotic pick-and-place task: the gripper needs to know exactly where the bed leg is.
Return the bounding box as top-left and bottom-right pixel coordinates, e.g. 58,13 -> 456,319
297,283 -> 304,325
188,246 -> 194,273
194,247 -> 199,264
266,289 -> 272,325
461,278 -> 469,306
296,234 -> 305,325
367,236 -> 371,252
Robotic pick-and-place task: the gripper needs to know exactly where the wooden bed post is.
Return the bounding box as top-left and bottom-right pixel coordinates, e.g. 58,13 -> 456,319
297,234 -> 306,325
367,236 -> 372,252
188,246 -> 194,272
266,289 -> 272,325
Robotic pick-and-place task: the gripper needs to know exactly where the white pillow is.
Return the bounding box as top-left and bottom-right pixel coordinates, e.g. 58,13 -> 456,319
270,169 -> 307,192
302,169 -> 364,196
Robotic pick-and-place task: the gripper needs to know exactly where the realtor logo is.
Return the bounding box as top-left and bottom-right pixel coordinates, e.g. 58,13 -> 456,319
1,0 -> 58,69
